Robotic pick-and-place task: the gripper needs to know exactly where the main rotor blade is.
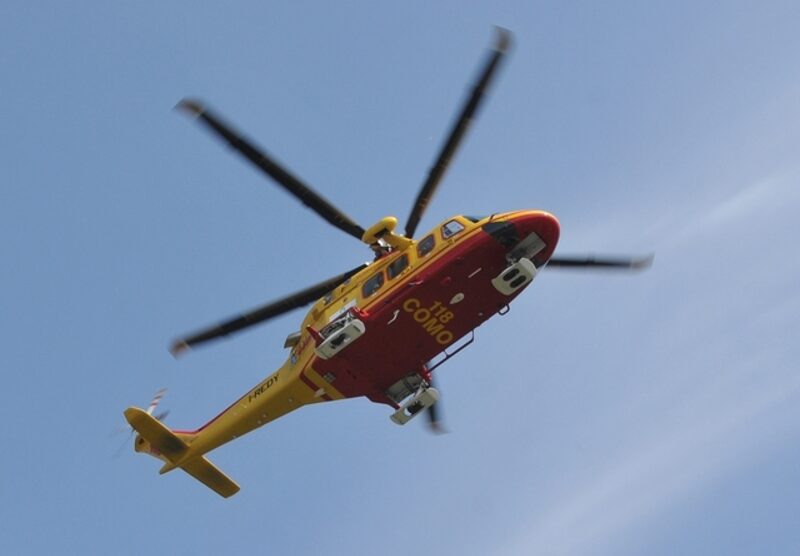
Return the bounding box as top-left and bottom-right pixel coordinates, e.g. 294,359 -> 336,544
425,374 -> 447,434
405,28 -> 512,238
546,254 -> 654,270
426,398 -> 446,434
176,99 -> 366,241
170,263 -> 368,356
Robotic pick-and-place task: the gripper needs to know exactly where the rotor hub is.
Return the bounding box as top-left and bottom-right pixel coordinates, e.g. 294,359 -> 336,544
362,216 -> 413,250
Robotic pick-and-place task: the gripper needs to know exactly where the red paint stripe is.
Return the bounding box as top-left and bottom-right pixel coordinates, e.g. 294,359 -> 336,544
300,369 -> 333,401
299,370 -> 320,393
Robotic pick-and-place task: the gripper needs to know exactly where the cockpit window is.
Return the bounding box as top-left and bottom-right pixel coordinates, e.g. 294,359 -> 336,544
417,234 -> 435,257
464,215 -> 485,223
362,272 -> 385,298
387,254 -> 409,279
441,219 -> 465,239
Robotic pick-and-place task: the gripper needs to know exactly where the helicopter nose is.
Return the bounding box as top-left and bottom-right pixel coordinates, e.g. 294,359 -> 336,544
510,210 -> 560,260
481,210 -> 560,263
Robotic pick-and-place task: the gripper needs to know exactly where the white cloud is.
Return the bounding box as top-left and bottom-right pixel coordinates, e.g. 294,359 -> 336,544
641,167 -> 799,252
503,368 -> 800,555
501,169 -> 800,555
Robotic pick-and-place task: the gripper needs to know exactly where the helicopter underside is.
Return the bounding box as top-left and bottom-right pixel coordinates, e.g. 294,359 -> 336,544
121,28 -> 654,498
308,211 -> 560,408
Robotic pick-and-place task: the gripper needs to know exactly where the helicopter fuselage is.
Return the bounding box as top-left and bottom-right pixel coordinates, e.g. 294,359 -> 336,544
124,29 -> 647,498
167,210 -> 560,458
304,209 -> 560,405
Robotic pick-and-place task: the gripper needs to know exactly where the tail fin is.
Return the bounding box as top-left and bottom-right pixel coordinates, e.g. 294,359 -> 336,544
124,407 -> 240,498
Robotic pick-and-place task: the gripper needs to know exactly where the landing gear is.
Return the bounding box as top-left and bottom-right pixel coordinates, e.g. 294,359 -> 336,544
390,385 -> 440,425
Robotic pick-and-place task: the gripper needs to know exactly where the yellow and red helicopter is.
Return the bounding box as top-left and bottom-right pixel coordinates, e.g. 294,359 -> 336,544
125,29 -> 651,498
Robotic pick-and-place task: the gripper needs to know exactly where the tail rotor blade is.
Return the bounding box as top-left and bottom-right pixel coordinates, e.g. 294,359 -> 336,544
153,410 -> 170,422
112,429 -> 135,459
146,388 -> 167,416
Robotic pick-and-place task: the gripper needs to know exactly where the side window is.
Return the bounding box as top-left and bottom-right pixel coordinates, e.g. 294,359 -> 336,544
387,254 -> 409,280
417,234 -> 435,257
441,219 -> 465,239
362,272 -> 385,298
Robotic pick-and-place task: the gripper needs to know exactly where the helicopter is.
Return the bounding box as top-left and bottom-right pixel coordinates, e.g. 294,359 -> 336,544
124,28 -> 652,498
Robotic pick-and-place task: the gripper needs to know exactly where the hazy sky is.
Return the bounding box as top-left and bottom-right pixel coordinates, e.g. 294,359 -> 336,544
2,2 -> 799,555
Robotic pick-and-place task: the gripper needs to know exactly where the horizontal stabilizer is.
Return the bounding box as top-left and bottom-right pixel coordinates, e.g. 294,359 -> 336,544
181,456 -> 240,498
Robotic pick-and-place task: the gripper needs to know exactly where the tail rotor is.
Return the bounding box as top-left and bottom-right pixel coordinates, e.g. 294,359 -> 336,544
145,388 -> 170,422
112,389 -> 169,458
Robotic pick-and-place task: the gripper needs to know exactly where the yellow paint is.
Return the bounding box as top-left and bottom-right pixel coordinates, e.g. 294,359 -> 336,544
362,216 -> 413,250
126,212 -> 546,496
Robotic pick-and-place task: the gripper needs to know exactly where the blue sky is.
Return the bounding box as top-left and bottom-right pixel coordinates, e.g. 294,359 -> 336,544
2,1 -> 799,554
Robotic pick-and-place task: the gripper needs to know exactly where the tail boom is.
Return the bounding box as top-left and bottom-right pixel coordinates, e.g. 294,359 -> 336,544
125,361 -> 339,497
